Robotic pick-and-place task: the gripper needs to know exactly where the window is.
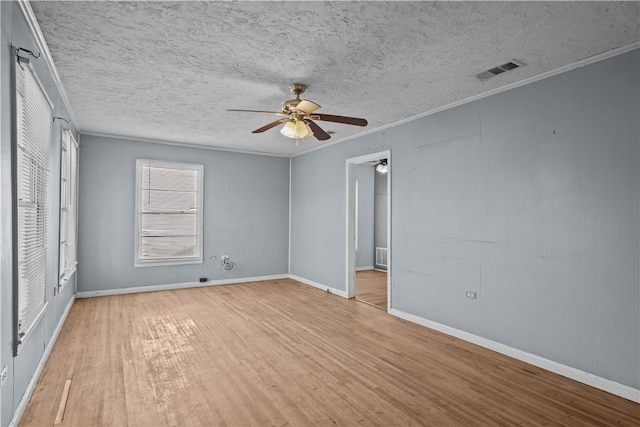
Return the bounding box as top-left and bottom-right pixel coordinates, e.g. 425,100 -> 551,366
59,129 -> 78,287
135,159 -> 203,267
13,53 -> 53,349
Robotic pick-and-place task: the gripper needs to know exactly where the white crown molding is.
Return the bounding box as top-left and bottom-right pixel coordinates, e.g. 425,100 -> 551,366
18,0 -> 79,129
293,41 -> 640,158
389,308 -> 640,404
80,131 -> 289,158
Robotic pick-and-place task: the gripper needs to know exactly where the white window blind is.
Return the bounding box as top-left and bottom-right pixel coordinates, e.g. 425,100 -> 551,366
14,55 -> 53,346
135,159 -> 203,267
59,129 -> 78,287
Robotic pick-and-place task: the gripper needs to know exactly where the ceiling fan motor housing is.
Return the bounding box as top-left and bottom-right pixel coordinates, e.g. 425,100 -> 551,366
228,82 -> 367,141
282,98 -> 302,114
282,83 -> 307,113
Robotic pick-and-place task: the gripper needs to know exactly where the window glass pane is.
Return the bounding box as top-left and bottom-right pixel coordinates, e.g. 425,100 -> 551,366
141,165 -> 197,191
140,236 -> 198,259
141,213 -> 197,237
141,189 -> 197,212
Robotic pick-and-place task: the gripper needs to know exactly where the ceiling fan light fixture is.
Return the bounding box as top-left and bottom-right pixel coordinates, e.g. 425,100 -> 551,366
229,82 -> 367,142
280,119 -> 313,139
376,159 -> 389,174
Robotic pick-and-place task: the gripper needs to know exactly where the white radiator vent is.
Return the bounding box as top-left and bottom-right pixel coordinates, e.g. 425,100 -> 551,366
376,247 -> 388,267
476,59 -> 525,80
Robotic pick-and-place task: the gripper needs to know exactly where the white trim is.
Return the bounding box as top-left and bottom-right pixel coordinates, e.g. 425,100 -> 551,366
9,295 -> 76,427
345,160 -> 354,298
385,161 -> 391,313
76,274 -> 289,298
292,41 -> 640,158
288,274 -> 349,299
345,151 -> 391,303
134,159 -> 204,267
356,266 -> 374,271
354,178 -> 359,252
288,157 -> 292,274
389,308 -> 640,404
58,129 -> 78,289
17,0 -> 79,128
82,131 -> 289,158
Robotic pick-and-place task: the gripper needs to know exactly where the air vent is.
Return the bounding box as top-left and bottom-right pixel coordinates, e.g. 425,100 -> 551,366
476,59 -> 525,80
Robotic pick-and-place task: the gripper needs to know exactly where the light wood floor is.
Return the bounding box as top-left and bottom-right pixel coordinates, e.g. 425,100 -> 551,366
21,279 -> 639,426
356,270 -> 387,310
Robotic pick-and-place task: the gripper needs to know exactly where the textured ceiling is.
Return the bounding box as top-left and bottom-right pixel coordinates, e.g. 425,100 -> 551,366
31,1 -> 640,156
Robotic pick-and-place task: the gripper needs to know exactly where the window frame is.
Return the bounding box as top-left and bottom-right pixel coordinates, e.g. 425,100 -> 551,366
134,159 -> 204,267
12,52 -> 53,353
58,128 -> 78,288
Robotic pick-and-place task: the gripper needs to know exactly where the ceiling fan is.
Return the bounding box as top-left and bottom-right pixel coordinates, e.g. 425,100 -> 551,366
228,83 -> 368,141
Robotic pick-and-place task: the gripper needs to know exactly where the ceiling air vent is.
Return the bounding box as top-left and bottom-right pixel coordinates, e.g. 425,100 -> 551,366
476,59 -> 525,80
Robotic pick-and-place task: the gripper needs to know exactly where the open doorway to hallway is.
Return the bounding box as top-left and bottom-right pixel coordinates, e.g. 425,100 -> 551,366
356,270 -> 387,310
346,150 -> 390,311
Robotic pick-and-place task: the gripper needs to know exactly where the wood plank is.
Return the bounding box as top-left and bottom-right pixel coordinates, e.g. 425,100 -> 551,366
53,379 -> 71,425
356,269 -> 387,309
20,279 -> 640,426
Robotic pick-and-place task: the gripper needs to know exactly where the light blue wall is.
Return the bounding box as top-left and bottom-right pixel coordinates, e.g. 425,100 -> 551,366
290,133 -> 390,288
77,135 -> 290,292
0,2 -> 78,425
290,50 -> 640,389
355,164 -> 374,268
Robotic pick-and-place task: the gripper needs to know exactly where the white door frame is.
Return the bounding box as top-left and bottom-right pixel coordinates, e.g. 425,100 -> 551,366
345,150 -> 391,311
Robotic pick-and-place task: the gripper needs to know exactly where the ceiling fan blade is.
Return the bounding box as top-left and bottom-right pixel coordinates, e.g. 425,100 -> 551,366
312,114 -> 368,127
296,99 -> 321,115
228,109 -> 288,116
305,119 -> 331,141
252,118 -> 288,133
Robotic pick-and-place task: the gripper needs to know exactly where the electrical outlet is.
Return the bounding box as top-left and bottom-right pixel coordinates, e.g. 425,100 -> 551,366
466,291 -> 477,300
1,366 -> 7,386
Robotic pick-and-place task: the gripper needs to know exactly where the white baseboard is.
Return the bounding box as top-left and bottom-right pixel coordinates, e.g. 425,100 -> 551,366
76,274 -> 289,298
9,295 -> 76,427
356,266 -> 374,271
288,274 -> 349,298
389,308 -> 640,403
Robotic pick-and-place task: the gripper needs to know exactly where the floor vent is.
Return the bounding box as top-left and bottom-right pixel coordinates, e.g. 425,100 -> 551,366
376,247 -> 388,267
476,59 -> 525,80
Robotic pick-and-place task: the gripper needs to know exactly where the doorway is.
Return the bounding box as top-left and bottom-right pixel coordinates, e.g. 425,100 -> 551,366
346,151 -> 391,311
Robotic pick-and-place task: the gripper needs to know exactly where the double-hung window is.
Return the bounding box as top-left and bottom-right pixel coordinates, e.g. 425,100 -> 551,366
135,159 -> 203,266
13,53 -> 53,349
59,129 -> 78,287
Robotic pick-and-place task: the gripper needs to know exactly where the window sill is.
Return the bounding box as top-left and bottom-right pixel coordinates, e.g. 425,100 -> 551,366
58,265 -> 77,289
